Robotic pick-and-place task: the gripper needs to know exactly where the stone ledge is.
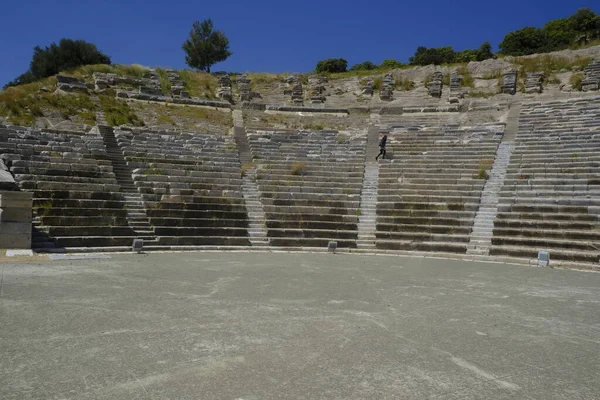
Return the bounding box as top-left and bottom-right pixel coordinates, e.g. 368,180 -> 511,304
264,105 -> 349,114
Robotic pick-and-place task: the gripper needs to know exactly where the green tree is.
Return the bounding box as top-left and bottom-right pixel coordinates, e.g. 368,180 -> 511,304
409,46 -> 456,65
4,39 -> 110,88
380,59 -> 405,69
477,42 -> 494,61
315,58 -> 348,73
568,8 -> 600,36
499,26 -> 547,55
182,19 -> 232,73
349,61 -> 377,71
543,18 -> 575,49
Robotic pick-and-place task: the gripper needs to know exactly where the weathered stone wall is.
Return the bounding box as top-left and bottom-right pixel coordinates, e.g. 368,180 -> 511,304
501,71 -> 518,94
525,72 -> 544,94
0,191 -> 32,249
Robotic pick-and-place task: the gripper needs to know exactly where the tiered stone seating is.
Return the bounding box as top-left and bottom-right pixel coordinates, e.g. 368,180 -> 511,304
115,128 -> 250,246
247,129 -> 366,248
376,123 -> 504,253
0,126 -> 134,248
491,96 -> 600,264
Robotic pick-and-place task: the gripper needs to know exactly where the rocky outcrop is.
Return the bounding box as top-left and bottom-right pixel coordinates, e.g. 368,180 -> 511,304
525,72 -> 544,94
500,71 -> 518,95
237,74 -> 261,102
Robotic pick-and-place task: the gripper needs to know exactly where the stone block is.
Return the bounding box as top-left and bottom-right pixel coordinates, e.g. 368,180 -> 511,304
0,207 -> 32,222
0,191 -> 32,208
0,222 -> 31,249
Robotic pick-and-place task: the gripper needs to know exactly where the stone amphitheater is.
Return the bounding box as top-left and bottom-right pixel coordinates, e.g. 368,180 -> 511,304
1,51 -> 600,271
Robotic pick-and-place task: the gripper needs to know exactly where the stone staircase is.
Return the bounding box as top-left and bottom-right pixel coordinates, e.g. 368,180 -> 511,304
466,141 -> 514,255
234,126 -> 269,247
357,162 -> 379,249
99,124 -> 157,244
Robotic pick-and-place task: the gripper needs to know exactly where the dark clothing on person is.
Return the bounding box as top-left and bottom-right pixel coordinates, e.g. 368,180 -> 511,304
376,135 -> 387,160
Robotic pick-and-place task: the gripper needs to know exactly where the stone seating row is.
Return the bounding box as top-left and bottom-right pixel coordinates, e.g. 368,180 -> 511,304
114,129 -> 250,246
491,97 -> 600,264
376,123 -> 504,254
248,129 -> 366,248
0,127 -> 139,249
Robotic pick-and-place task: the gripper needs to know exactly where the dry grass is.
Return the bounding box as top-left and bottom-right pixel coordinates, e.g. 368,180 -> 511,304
0,77 -> 100,126
156,68 -> 172,94
290,161 -> 306,176
569,73 -> 584,91
178,70 -> 218,98
241,162 -> 254,177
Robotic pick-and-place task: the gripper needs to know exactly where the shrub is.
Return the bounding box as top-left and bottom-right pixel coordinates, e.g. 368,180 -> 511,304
315,58 -> 348,73
241,162 -> 254,177
336,133 -> 350,144
156,68 -> 172,94
349,61 -> 377,71
4,38 -> 111,89
569,73 -> 584,90
99,94 -> 144,127
290,161 -> 306,176
396,76 -> 415,91
380,59 -> 405,69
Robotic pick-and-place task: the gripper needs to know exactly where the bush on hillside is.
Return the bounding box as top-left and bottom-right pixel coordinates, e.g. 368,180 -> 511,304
409,42 -> 494,66
499,8 -> 600,56
315,58 -> 348,73
380,59 -> 405,69
4,39 -> 111,89
349,61 -> 377,71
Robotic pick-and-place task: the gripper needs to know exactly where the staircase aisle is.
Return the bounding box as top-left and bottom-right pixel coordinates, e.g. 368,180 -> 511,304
357,162 -> 379,250
99,124 -> 157,244
467,103 -> 521,255
356,125 -> 382,250
233,125 -> 269,247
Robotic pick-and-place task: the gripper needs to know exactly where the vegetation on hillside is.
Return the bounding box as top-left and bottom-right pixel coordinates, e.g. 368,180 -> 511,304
315,58 -> 348,74
0,78 -> 98,126
4,39 -> 111,89
500,9 -> 599,56
409,42 -> 494,66
182,19 -> 232,73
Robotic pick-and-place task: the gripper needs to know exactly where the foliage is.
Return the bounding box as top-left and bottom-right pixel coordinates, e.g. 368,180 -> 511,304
569,73 -> 584,90
512,55 -> 591,78
0,77 -> 101,126
499,8 -> 600,56
155,68 -> 172,94
349,61 -> 377,71
99,94 -> 143,127
380,59 -> 405,69
396,76 -> 415,91
409,42 -> 494,66
241,162 -> 253,177
4,38 -> 110,89
315,58 -> 348,73
182,19 -> 232,73
178,69 -> 218,98
290,161 -> 306,176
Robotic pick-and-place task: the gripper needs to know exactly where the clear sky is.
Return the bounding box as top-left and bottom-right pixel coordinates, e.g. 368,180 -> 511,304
1,0 -> 597,87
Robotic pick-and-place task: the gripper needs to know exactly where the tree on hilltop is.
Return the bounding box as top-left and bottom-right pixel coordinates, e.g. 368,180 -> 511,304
182,19 -> 232,73
4,39 -> 110,89
315,58 -> 348,73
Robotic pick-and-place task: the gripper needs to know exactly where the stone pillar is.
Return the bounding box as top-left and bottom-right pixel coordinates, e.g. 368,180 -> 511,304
427,72 -> 443,98
217,74 -> 233,101
0,191 -> 33,249
501,71 -> 518,95
525,72 -> 544,94
582,59 -> 600,92
285,75 -> 304,105
379,73 -> 394,101
448,72 -> 464,103
308,76 -> 327,104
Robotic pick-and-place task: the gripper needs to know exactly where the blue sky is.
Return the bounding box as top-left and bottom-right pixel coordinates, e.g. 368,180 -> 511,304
1,0 -> 597,87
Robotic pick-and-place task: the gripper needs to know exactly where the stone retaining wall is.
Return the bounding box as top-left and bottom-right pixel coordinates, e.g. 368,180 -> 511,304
0,191 -> 32,249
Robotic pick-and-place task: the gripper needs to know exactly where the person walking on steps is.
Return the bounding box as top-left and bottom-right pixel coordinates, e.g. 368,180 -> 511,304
376,134 -> 387,160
